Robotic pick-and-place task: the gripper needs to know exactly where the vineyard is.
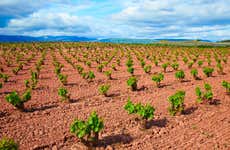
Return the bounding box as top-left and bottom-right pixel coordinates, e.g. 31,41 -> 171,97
0,42 -> 229,149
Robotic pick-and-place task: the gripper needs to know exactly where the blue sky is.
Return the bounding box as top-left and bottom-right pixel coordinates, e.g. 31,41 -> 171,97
0,0 -> 230,41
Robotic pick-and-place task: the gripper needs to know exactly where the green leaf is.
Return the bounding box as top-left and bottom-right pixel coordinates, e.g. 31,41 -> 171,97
195,87 -> 202,97
124,98 -> 136,114
0,137 -> 18,150
5,92 -> 22,107
70,120 -> 90,139
22,90 -> 31,102
168,91 -> 185,116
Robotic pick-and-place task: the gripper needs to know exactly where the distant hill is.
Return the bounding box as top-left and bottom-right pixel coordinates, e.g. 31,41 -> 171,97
156,39 -> 211,42
98,38 -> 158,44
218,40 -> 230,43
0,35 -> 38,42
0,35 -> 96,42
0,35 -> 212,43
98,38 -> 211,43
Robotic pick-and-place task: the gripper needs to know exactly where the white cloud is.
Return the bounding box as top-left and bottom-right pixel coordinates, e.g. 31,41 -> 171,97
0,0 -> 230,40
109,0 -> 230,40
9,12 -> 78,28
0,11 -> 91,36
0,0 -> 91,17
112,0 -> 230,24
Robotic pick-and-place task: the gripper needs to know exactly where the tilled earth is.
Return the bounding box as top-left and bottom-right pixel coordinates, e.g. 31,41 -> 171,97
0,50 -> 230,150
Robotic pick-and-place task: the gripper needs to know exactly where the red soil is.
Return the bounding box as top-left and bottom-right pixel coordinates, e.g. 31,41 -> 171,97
0,47 -> 230,150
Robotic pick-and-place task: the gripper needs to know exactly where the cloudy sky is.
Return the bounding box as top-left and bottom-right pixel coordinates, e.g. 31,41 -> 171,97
0,0 -> 230,41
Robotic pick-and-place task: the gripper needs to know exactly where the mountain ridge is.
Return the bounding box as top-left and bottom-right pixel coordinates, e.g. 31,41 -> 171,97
0,35 -> 214,43
0,35 -> 96,42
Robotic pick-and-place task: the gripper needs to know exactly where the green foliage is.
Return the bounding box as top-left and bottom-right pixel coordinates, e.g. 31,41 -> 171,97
54,65 -> 63,75
104,70 -> 112,79
195,87 -> 202,101
207,58 -> 211,66
152,73 -> 164,87
0,82 -> 2,89
6,60 -> 12,67
171,63 -> 179,70
87,112 -> 104,133
137,104 -> 155,120
216,63 -> 223,74
102,61 -> 109,67
80,71 -> 95,81
222,57 -> 227,64
12,67 -> 20,75
0,137 -> 18,150
35,64 -> 42,73
86,61 -> 91,67
76,65 -> 84,74
5,90 -> 31,110
21,89 -> 31,102
126,59 -> 133,67
58,74 -> 68,85
188,61 -> 194,68
168,91 -> 185,116
127,67 -> 134,75
195,83 -> 213,103
31,71 -> 38,80
203,67 -> 214,77
162,63 -> 168,72
116,59 -> 121,66
190,69 -> 198,79
203,91 -> 213,101
0,73 -> 9,82
98,84 -> 110,96
140,60 -> 145,68
183,57 -> 188,64
88,71 -> 95,81
175,70 -> 185,81
127,76 -> 138,91
5,91 -> 22,108
30,71 -> 38,89
97,64 -> 104,72
215,57 -> 221,64
143,65 -> 151,74
124,98 -> 155,120
58,87 -> 69,101
204,83 -> 212,91
124,98 -> 136,114
81,72 -> 88,79
24,79 -> 30,88
222,80 -> 230,93
198,60 -> 203,67
111,64 -> 117,71
70,112 -> 103,144
70,120 -> 90,139
154,60 -> 158,66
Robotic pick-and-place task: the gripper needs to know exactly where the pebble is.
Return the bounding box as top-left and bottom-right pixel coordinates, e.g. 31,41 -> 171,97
33,130 -> 39,136
159,129 -> 166,135
152,129 -> 160,134
34,111 -> 40,115
39,130 -> 44,135
33,145 -> 39,149
105,145 -> 113,150
179,121 -> 184,126
169,125 -> 174,129
52,145 -> 58,150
